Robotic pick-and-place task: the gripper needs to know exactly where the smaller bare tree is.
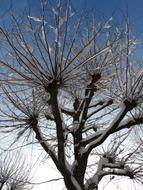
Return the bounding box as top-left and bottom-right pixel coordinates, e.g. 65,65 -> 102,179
0,152 -> 32,190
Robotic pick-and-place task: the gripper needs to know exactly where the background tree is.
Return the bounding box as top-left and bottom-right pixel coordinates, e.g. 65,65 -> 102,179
0,152 -> 32,190
0,0 -> 143,189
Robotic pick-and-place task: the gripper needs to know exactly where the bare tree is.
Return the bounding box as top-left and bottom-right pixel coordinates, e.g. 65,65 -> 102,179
0,0 -> 143,190
0,152 -> 32,190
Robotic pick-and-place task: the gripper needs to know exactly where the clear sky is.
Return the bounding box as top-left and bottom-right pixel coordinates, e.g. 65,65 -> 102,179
0,0 -> 143,34
1,0 -> 143,22
1,0 -> 143,37
0,0 -> 143,190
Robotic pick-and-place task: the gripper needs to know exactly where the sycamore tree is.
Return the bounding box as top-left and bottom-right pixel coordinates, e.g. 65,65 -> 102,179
0,0 -> 143,190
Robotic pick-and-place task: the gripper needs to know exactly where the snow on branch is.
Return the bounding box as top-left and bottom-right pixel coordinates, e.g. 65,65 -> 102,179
82,100 -> 137,155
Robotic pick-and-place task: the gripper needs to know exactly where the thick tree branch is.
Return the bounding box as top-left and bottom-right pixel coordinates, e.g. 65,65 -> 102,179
82,115 -> 143,146
70,74 -> 101,188
86,167 -> 134,190
88,101 -> 104,109
61,108 -> 75,116
84,100 -> 137,154
116,116 -> 143,132
32,123 -> 60,172
85,155 -> 133,190
87,99 -> 113,120
46,83 -> 67,171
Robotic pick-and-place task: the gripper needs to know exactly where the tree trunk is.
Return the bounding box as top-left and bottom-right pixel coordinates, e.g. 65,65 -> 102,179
64,174 -> 84,190
87,184 -> 98,190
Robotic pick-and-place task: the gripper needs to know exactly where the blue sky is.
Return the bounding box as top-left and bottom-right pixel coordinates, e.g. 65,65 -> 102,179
0,0 -> 143,20
1,0 -> 141,60
0,0 -> 143,35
